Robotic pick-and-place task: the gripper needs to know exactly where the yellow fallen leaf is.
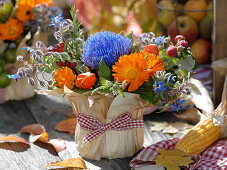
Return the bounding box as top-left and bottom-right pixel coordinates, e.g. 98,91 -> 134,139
47,158 -> 87,169
29,132 -> 49,143
155,149 -> 193,170
55,117 -> 76,134
0,136 -> 29,145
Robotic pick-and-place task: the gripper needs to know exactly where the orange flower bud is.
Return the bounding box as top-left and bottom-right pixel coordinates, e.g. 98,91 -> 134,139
144,44 -> 159,55
76,72 -> 97,89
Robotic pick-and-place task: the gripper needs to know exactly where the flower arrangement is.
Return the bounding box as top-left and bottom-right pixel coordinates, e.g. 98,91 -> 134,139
9,7 -> 198,160
10,7 -> 197,111
0,0 -> 61,88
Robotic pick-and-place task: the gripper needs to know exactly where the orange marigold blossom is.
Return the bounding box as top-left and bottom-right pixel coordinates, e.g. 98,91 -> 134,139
112,52 -> 150,92
18,0 -> 54,7
147,53 -> 165,76
54,67 -> 76,89
0,18 -> 23,41
76,72 -> 97,89
16,0 -> 54,22
16,3 -> 34,22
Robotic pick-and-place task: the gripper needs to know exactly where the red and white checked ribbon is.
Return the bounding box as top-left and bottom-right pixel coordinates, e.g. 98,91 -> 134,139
77,113 -> 144,142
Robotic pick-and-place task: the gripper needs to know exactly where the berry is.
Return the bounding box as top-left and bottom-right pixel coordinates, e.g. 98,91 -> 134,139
166,46 -> 178,57
68,52 -> 73,58
65,60 -> 71,67
70,62 -> 77,68
176,40 -> 189,49
174,35 -> 185,42
56,42 -> 65,52
56,60 -> 64,67
144,44 -> 159,55
57,42 -> 65,48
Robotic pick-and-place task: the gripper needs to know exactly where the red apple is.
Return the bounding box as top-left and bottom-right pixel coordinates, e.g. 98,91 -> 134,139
191,39 -> 211,64
167,16 -> 198,45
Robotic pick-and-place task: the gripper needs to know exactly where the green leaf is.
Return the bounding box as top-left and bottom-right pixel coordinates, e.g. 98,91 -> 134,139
178,69 -> 188,78
99,77 -> 112,86
98,60 -> 111,79
135,89 -> 157,104
177,55 -> 195,71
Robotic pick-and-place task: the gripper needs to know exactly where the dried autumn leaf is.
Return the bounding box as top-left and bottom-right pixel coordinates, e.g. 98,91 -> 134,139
48,138 -> 66,153
55,117 -> 76,134
0,136 -> 29,145
20,124 -> 45,135
155,149 -> 193,170
149,122 -> 193,134
29,132 -> 49,143
47,158 -> 87,169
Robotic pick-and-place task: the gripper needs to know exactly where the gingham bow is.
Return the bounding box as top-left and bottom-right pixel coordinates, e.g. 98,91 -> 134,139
77,113 -> 144,142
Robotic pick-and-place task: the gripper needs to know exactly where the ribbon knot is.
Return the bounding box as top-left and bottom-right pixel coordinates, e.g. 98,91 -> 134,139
77,113 -> 144,142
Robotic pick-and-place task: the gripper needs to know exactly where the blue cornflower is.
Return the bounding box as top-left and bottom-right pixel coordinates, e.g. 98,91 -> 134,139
154,80 -> 167,95
169,76 -> 176,84
155,36 -> 166,45
7,74 -> 22,80
171,98 -> 186,112
49,13 -> 67,29
82,31 -> 132,69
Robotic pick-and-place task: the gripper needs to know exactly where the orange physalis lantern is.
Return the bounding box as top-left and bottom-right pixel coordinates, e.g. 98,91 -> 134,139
76,72 -> 97,89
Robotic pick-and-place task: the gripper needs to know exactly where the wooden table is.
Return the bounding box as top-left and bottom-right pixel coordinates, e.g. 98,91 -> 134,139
0,95 -> 185,170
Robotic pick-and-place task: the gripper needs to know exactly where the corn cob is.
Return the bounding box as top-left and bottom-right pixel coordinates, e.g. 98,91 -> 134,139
175,118 -> 221,156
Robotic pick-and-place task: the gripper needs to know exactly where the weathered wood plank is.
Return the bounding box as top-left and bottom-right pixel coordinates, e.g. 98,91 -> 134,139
24,95 -> 74,141
0,100 -> 61,170
213,0 -> 227,107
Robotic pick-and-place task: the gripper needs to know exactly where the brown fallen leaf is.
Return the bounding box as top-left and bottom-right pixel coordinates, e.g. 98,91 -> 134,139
20,124 -> 45,135
47,158 -> 87,169
48,138 -> 66,153
0,136 -> 29,145
29,132 -> 49,143
55,117 -> 76,134
174,107 -> 201,122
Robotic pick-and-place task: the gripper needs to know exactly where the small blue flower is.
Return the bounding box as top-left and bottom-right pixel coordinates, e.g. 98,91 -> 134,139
169,76 -> 176,84
171,99 -> 186,112
7,74 -> 22,80
82,31 -> 132,69
154,80 -> 167,95
155,36 -> 166,45
49,13 -> 67,29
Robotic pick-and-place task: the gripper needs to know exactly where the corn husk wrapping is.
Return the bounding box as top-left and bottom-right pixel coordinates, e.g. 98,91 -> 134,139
38,87 -> 152,160
66,89 -> 151,160
3,29 -> 48,102
212,74 -> 227,138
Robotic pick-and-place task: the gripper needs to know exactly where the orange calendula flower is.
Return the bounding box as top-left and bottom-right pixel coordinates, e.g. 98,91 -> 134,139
16,0 -> 54,22
16,3 -> 33,22
0,18 -> 23,41
54,67 -> 76,89
112,52 -> 150,92
18,0 -> 54,7
147,53 -> 165,76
